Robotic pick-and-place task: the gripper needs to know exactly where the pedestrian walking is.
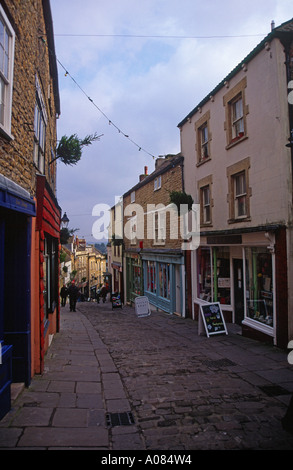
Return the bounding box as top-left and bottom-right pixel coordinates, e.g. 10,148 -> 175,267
60,285 -> 68,307
101,285 -> 107,303
68,280 -> 79,312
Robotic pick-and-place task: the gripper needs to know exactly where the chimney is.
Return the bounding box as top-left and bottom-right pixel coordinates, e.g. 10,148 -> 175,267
271,20 -> 275,31
139,166 -> 149,182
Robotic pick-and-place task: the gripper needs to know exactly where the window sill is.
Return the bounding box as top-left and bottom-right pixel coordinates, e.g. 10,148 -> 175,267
196,157 -> 211,167
226,134 -> 248,150
0,125 -> 14,142
228,216 -> 251,224
242,318 -> 274,336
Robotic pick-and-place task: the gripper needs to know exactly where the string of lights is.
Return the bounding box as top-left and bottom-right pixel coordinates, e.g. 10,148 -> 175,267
55,56 -> 156,159
55,33 -> 265,39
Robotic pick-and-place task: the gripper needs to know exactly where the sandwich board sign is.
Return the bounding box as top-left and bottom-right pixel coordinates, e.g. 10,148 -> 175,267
135,296 -> 151,318
199,302 -> 228,337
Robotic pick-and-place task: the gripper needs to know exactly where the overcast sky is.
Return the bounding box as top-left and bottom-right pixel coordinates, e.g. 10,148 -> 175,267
50,0 -> 292,243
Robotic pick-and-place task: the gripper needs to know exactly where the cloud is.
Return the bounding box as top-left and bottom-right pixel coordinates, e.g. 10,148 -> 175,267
51,0 -> 292,242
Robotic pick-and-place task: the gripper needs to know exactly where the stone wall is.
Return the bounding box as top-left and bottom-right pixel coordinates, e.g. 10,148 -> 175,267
0,0 -> 58,196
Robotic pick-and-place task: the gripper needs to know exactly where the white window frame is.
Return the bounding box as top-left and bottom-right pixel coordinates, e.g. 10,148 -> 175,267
234,171 -> 247,218
131,191 -> 135,203
0,5 -> 15,138
232,96 -> 244,139
200,124 -> 209,160
202,185 -> 211,224
33,75 -> 47,173
154,175 -> 161,191
153,211 -> 165,245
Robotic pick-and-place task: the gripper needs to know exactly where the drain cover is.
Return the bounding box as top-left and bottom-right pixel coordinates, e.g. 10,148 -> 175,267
258,385 -> 291,397
202,358 -> 237,368
106,412 -> 135,427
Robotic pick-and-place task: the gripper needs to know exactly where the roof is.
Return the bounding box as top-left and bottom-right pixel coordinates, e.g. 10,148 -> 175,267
177,18 -> 293,128
123,154 -> 184,197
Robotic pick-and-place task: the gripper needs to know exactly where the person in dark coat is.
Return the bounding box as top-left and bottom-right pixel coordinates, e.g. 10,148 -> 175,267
68,280 -> 79,312
60,285 -> 68,307
101,285 -> 107,303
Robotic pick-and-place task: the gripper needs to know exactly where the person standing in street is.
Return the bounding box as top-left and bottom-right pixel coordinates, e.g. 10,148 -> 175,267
68,280 -> 79,312
60,285 -> 68,307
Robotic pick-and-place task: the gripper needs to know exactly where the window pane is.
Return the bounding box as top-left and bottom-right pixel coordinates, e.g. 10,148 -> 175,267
4,29 -> 8,78
197,247 -> 212,301
235,173 -> 245,196
0,20 -> 4,74
245,248 -> 273,327
0,77 -> 4,124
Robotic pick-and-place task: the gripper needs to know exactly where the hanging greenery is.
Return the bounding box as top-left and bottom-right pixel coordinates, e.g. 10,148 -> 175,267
51,132 -> 103,166
169,191 -> 193,213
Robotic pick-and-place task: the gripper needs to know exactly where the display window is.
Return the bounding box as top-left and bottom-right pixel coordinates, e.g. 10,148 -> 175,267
215,247 -> 231,305
158,263 -> 170,299
245,247 -> 274,327
146,260 -> 156,293
197,247 -> 212,302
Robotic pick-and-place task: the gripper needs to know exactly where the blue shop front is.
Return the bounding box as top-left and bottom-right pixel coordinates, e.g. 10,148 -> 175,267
0,175 -> 36,419
141,250 -> 185,316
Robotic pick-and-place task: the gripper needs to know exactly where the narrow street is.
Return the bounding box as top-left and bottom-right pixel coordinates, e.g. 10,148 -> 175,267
79,299 -> 293,450
1,298 -> 293,451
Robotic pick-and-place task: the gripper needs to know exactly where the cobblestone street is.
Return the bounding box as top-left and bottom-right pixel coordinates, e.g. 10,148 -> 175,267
1,298 -> 293,451
79,300 -> 293,450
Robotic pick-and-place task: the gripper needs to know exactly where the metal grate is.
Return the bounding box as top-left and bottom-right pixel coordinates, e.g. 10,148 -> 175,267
106,411 -> 135,427
202,358 -> 237,368
258,385 -> 291,397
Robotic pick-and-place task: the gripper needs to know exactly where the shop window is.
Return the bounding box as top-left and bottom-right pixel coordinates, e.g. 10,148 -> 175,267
146,260 -> 156,294
158,263 -> 170,299
0,6 -> 15,138
245,247 -> 274,327
132,262 -> 142,296
215,247 -> 231,305
197,247 -> 212,302
43,235 -> 58,317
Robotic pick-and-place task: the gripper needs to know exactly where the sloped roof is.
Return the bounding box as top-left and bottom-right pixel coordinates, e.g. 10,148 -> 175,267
178,18 -> 293,127
123,153 -> 184,197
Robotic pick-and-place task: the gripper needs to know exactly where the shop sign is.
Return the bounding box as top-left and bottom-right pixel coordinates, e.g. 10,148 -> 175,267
199,302 -> 228,337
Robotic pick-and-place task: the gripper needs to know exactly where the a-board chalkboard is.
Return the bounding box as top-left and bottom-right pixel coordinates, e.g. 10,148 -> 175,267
199,302 -> 228,337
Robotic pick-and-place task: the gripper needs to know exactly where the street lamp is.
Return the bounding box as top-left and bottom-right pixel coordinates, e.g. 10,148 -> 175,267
61,212 -> 69,229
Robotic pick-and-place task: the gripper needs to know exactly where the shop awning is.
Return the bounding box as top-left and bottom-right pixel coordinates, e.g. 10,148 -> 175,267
0,174 -> 36,216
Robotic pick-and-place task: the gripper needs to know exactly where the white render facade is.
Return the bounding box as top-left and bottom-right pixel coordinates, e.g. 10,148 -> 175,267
179,19 -> 293,348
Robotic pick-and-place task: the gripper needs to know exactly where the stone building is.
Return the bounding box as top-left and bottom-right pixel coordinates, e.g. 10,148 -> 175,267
178,18 -> 293,348
123,155 -> 189,316
0,0 -> 60,418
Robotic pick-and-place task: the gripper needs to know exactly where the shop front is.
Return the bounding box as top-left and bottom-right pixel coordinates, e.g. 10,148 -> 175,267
142,251 -> 185,316
193,227 -> 286,346
0,175 -> 36,418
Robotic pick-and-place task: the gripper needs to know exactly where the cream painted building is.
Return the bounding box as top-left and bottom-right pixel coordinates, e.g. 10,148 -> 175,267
178,19 -> 293,348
